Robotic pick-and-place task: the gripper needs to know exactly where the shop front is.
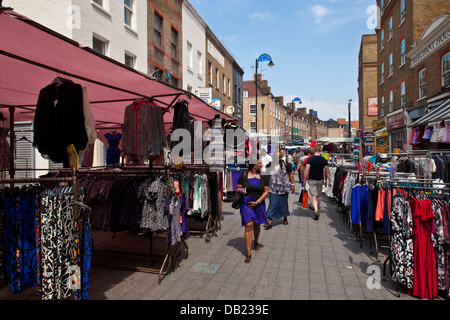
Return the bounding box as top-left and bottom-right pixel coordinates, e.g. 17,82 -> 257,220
387,111 -> 405,153
372,117 -> 389,153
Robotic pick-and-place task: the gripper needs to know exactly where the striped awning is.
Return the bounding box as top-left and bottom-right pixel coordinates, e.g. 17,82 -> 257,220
410,98 -> 450,127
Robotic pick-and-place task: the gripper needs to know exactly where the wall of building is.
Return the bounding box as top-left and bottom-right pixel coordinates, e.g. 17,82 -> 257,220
358,34 -> 379,133
148,0 -> 183,88
4,0 -> 148,73
182,1 -> 205,95
205,27 -> 234,114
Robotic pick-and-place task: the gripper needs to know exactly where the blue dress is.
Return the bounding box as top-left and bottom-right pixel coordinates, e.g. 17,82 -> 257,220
105,132 -> 122,165
238,175 -> 269,227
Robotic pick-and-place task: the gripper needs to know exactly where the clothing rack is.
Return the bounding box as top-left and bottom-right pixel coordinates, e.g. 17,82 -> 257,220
0,174 -> 91,299
0,175 -> 80,217
72,164 -> 219,284
381,183 -> 449,298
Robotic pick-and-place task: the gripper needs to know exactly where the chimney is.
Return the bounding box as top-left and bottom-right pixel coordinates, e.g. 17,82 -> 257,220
254,73 -> 262,86
275,96 -> 284,105
262,80 -> 268,88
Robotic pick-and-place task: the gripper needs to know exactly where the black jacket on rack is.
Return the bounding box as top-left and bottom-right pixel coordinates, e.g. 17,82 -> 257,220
33,81 -> 88,166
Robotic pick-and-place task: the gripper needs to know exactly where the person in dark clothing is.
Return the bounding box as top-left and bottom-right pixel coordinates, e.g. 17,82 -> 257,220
304,144 -> 332,220
236,159 -> 270,263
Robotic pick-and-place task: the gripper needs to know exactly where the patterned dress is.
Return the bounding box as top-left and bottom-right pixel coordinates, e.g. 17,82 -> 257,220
390,195 -> 414,289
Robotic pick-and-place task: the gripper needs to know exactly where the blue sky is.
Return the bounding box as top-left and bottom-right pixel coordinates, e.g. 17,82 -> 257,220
189,0 -> 377,121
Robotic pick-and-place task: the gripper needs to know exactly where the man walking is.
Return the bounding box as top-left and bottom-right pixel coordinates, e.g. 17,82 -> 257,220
303,144 -> 332,220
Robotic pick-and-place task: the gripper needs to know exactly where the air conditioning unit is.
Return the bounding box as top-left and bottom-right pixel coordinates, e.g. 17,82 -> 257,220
226,106 -> 235,115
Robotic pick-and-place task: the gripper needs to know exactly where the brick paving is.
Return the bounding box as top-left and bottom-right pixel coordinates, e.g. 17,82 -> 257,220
1,180 -> 424,302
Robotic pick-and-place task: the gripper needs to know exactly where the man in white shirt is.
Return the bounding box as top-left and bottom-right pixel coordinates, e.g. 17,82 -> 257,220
260,148 -> 272,174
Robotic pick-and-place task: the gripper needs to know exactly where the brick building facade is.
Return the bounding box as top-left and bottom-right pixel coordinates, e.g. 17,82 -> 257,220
376,0 -> 450,153
358,34 -> 378,152
148,0 -> 183,88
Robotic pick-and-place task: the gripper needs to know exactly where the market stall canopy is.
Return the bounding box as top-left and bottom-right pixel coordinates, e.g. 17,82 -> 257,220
0,9 -> 235,128
410,98 -> 450,127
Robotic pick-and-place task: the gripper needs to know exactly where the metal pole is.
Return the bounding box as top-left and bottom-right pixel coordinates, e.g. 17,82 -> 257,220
348,100 -> 351,138
292,101 -> 294,143
255,59 -> 258,134
9,106 -> 15,182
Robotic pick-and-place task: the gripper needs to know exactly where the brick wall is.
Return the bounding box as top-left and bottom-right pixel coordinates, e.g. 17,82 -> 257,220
147,0 -> 183,88
377,0 -> 450,116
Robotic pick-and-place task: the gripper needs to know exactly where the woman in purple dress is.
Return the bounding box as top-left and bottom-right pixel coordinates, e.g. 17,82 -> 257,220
236,159 -> 270,263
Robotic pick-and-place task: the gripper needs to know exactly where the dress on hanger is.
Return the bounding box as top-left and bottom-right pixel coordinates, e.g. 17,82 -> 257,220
104,131 -> 122,165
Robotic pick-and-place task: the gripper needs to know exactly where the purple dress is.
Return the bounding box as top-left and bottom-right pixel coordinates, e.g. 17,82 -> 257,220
104,132 -> 122,165
238,174 -> 269,227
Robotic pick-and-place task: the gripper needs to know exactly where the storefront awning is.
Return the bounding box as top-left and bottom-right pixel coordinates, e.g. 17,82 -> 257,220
410,98 -> 450,127
0,9 -> 235,127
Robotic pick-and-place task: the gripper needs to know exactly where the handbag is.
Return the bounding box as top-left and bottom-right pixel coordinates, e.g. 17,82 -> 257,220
231,192 -> 243,210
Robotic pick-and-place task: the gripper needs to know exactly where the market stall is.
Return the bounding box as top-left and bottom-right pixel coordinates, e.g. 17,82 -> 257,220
0,7 -> 235,300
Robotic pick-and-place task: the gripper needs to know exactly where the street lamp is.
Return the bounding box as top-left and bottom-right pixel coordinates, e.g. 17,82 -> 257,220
255,53 -> 274,133
291,97 -> 302,144
348,99 -> 352,138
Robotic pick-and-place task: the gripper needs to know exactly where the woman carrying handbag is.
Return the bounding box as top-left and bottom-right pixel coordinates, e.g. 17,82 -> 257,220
235,159 -> 270,263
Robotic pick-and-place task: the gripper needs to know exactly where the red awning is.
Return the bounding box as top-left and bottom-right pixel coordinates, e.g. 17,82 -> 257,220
0,9 -> 235,128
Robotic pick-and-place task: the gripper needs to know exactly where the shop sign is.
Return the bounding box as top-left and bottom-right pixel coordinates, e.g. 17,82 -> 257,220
372,118 -> 386,131
368,97 -> 378,116
411,25 -> 450,67
387,112 -> 404,131
210,98 -> 221,111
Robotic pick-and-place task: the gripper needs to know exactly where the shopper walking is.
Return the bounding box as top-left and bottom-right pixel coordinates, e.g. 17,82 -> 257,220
293,149 -> 301,182
303,144 -> 332,220
264,149 -> 295,229
301,148 -> 314,209
236,159 -> 270,263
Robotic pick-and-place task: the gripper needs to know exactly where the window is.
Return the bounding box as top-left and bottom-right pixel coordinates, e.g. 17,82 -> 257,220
389,90 -> 393,112
187,42 -> 193,70
124,0 -> 133,28
389,53 -> 393,76
124,52 -> 135,68
208,61 -> 212,85
381,62 -> 385,83
171,28 -> 178,58
400,0 -> 406,23
442,53 -> 450,87
381,0 -> 384,16
389,16 -> 393,39
381,29 -> 384,50
197,51 -> 203,77
154,13 -> 162,47
249,104 -> 257,115
381,96 -> 385,116
222,74 -> 226,94
93,35 -> 107,55
249,122 -> 257,133
228,79 -> 231,97
419,68 -> 426,99
243,91 -> 248,98
401,81 -> 406,106
93,0 -> 103,6
400,39 -> 406,66
215,68 -> 219,89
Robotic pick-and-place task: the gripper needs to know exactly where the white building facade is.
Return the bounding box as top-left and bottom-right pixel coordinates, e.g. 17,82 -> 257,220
3,0 -> 148,73
182,0 -> 206,96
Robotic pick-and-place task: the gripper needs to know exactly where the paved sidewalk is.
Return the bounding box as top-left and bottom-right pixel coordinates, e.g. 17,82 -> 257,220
1,181 -> 420,301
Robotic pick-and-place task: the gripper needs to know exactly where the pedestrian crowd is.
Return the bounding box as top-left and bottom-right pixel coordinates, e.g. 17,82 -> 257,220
235,143 -> 331,263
